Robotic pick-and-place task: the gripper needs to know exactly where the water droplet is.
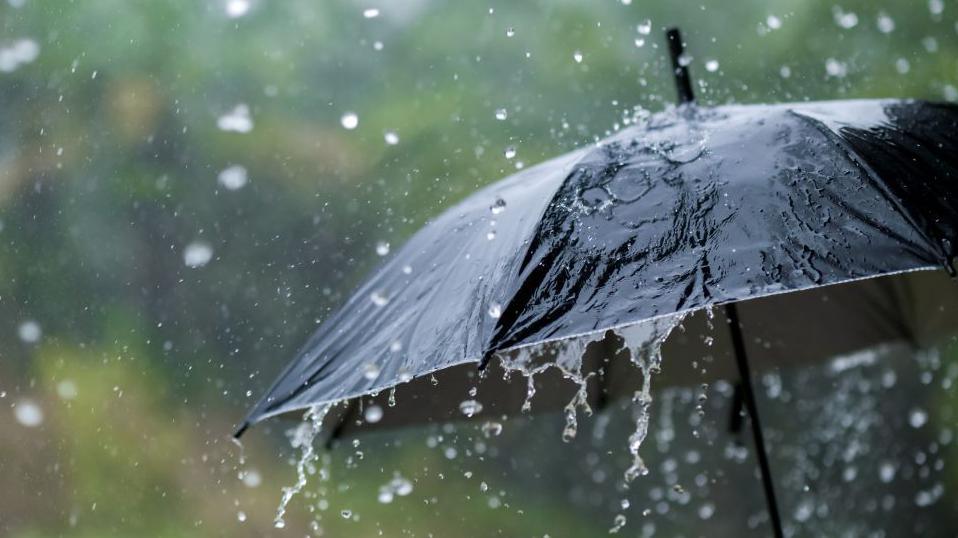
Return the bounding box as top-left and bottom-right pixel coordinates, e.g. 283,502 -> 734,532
217,165 -> 248,190
0,38 -> 39,73
490,197 -> 507,214
636,19 -> 652,35
633,38 -> 645,48
183,241 -> 213,268
377,488 -> 394,504
705,59 -> 719,72
879,461 -> 896,483
504,146 -> 517,159
825,58 -> 847,78
459,399 -> 483,417
18,320 -> 41,343
225,0 -> 250,18
340,509 -> 352,519
488,303 -> 502,319
505,27 -> 515,37
237,511 -> 247,522
779,65 -> 792,78
384,130 -> 399,145
56,380 -> 78,400
389,340 -> 402,353
876,12 -> 895,33
766,15 -> 782,29
486,230 -> 496,241
241,468 -> 262,487
370,291 -> 389,306
895,58 -> 910,74
375,241 -> 390,256
698,502 -> 715,520
217,104 -> 253,133
340,112 -> 359,130
481,421 -> 503,437
495,108 -> 508,120
832,7 -> 858,29
362,363 -> 381,380
402,265 -> 413,275
929,0 -> 944,15
609,514 -> 627,533
572,50 -> 583,63
677,53 -> 692,67
909,408 -> 928,428
363,8 -> 379,18
364,404 -> 383,423
14,399 -> 43,427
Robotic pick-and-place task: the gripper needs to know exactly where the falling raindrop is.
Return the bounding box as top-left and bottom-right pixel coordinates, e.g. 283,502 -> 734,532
217,104 -> 253,133
634,38 -> 645,48
370,291 -> 389,307
364,404 -> 383,423
56,380 -> 78,400
481,421 -> 503,437
375,241 -> 390,256
636,19 -> 652,35
832,7 -> 858,29
459,399 -> 483,417
766,15 -> 782,29
609,514 -> 627,533
495,108 -> 508,120
14,399 -> 43,427
572,50 -> 583,63
183,241 -> 213,268
488,303 -> 502,319
876,12 -> 895,33
362,363 -> 381,380
825,58 -> 847,78
18,320 -> 41,343
384,130 -> 399,145
504,146 -> 517,159
704,59 -> 719,72
0,38 -> 39,73
505,27 -> 515,37
217,165 -> 248,190
928,0 -> 944,15
909,408 -> 928,428
895,58 -> 910,74
363,8 -> 379,18
340,112 -> 359,130
225,0 -> 250,18
486,230 -> 496,241
236,511 -> 247,522
490,197 -> 507,214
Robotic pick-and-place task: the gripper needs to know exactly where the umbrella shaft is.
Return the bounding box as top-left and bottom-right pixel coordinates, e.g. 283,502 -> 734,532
726,303 -> 785,538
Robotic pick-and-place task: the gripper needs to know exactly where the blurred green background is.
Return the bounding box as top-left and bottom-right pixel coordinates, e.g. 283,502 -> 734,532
1,0 -> 957,536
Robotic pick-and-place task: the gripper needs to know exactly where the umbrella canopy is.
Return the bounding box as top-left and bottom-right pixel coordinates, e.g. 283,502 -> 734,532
237,96 -> 958,434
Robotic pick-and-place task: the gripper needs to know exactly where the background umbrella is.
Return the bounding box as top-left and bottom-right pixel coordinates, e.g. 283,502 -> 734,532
237,28 -> 958,537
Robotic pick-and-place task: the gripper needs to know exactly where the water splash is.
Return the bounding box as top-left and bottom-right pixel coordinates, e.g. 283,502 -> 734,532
274,403 -> 333,529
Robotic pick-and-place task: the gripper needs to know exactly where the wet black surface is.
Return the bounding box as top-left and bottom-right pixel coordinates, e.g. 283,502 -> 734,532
239,99 -> 958,433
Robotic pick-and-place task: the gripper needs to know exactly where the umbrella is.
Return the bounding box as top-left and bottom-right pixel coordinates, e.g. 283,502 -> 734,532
237,28 -> 958,536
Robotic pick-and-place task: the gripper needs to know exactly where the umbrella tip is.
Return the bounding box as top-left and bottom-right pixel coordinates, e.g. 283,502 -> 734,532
232,420 -> 250,439
665,27 -> 695,106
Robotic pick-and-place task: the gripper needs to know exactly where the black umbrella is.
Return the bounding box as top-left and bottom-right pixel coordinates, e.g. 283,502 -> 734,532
237,29 -> 958,537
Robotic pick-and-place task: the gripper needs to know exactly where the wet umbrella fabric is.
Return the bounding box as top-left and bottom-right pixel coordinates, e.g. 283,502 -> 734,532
238,97 -> 958,434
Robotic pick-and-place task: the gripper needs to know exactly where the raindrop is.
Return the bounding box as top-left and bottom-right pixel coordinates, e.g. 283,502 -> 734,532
486,230 -> 496,241
14,399 -> 43,427
677,53 -> 692,67
18,320 -> 41,343
876,12 -> 895,33
217,104 -> 253,133
340,112 -> 359,130
401,265 -> 412,275
636,19 -> 652,35
237,511 -> 247,522
634,38 -> 645,48
879,461 -> 896,483
370,291 -> 389,307
909,408 -> 928,428
384,130 -> 399,145
779,65 -> 792,78
392,476 -> 413,496
0,38 -> 39,73
698,502 -> 715,520
225,0 -> 250,18
922,36 -> 938,53
481,421 -> 503,437
766,15 -> 782,29
364,405 -> 383,423
895,58 -> 910,74
459,399 -> 483,417
375,241 -> 390,256
929,0 -> 944,15
495,108 -> 508,120
363,8 -> 379,18
217,165 -> 248,190
505,27 -> 515,37
490,198 -> 507,214
825,58 -> 847,78
183,241 -> 213,268
704,59 -> 719,72
504,146 -> 517,159
572,51 -> 583,63
340,510 -> 352,519
488,303 -> 502,319
377,488 -> 394,504
832,7 -> 858,29
56,380 -> 78,400
362,363 -> 381,380
241,468 -> 262,487
609,514 -> 627,533
389,340 -> 402,352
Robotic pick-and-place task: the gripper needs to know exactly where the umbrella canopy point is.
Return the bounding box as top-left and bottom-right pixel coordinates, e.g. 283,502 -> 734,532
236,267 -> 958,439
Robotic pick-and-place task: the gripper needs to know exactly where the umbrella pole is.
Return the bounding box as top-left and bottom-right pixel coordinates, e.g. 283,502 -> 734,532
725,303 -> 785,538
666,27 -> 694,104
